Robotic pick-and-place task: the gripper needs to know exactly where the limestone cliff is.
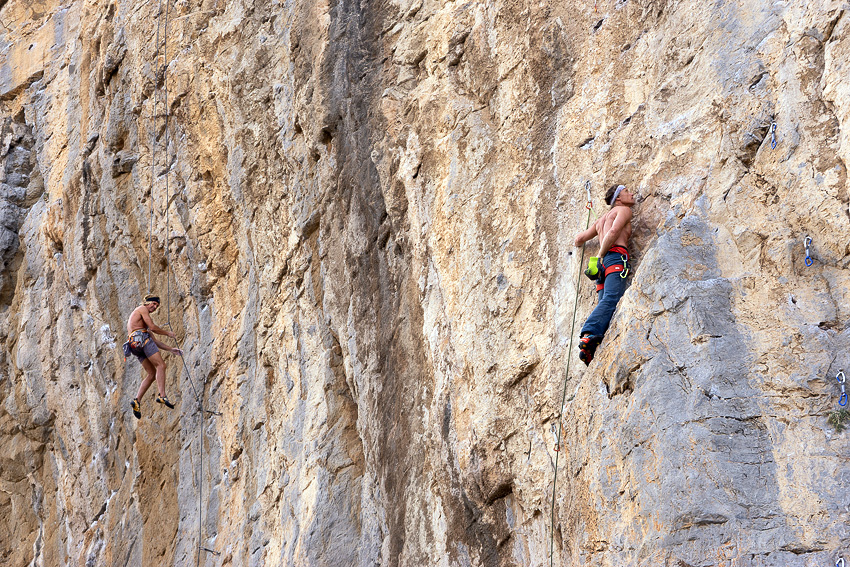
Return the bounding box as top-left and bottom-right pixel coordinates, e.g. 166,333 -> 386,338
1,0 -> 849,566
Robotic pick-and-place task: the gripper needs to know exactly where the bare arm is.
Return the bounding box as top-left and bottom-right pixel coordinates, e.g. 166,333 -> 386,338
140,310 -> 175,339
152,336 -> 182,355
598,207 -> 632,257
573,224 -> 598,247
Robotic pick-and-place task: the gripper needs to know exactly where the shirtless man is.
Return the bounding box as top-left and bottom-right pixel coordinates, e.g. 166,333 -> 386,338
573,185 -> 636,364
126,294 -> 182,419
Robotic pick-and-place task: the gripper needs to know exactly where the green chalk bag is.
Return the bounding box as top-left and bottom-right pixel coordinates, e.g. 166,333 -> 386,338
584,256 -> 600,280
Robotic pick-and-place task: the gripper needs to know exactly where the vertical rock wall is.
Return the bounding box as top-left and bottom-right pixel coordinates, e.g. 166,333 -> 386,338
0,0 -> 848,566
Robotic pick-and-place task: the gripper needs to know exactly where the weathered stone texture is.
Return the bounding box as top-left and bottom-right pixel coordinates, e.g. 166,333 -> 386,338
1,0 -> 849,566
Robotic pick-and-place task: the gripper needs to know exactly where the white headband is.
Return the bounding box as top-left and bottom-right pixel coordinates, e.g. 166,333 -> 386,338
609,185 -> 626,205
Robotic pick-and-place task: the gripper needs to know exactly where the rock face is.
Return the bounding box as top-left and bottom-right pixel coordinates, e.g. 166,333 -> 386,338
1,0 -> 849,565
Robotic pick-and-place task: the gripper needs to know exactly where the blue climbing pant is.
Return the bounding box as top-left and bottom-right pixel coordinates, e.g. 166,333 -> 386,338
580,250 -> 629,337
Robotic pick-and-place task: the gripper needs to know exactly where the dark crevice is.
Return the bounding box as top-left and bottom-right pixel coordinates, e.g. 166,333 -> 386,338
485,481 -> 513,505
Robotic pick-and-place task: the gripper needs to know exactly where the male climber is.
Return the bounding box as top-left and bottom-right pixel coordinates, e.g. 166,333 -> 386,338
573,184 -> 636,364
125,294 -> 182,419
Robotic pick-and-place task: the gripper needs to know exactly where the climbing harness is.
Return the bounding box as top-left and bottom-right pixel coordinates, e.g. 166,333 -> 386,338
769,122 -> 777,150
122,329 -> 152,360
593,249 -> 631,292
128,329 -> 151,350
549,182 -> 595,567
837,371 -> 847,407
804,236 -> 813,267
606,250 -> 630,280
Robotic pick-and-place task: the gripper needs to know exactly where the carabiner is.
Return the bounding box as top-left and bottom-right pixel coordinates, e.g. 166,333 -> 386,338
837,557 -> 845,567
770,122 -> 777,150
619,254 -> 629,279
585,180 -> 593,210
804,236 -> 813,267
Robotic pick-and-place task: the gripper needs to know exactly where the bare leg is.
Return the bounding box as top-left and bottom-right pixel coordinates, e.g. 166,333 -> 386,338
136,359 -> 157,400
147,352 -> 168,397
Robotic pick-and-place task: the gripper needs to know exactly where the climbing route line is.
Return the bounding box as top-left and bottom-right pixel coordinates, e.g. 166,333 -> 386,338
548,182 -> 595,567
148,0 -> 164,294
147,1 -> 220,564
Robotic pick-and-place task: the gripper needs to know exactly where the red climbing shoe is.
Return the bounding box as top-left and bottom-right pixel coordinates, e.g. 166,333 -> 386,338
156,395 -> 175,409
578,335 -> 602,366
131,398 -> 141,419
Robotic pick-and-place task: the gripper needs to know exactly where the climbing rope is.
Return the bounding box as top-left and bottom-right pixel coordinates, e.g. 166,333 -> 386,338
804,236 -> 813,267
164,324 -> 219,415
165,325 -> 222,567
548,181 -> 595,567
162,0 -> 173,328
836,371 -> 847,408
147,2 -> 220,564
148,0 -> 166,293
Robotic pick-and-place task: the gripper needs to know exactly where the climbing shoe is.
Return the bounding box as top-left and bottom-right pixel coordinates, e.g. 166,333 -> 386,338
156,395 -> 175,409
578,335 -> 602,366
131,398 -> 141,419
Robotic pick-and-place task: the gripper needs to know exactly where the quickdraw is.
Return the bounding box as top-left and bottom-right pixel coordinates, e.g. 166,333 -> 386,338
551,422 -> 564,452
770,122 -> 777,150
837,371 -> 847,407
804,236 -> 813,267
618,254 -> 629,279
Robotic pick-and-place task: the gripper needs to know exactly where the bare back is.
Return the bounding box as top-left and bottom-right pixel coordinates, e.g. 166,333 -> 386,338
127,306 -> 152,335
594,205 -> 632,249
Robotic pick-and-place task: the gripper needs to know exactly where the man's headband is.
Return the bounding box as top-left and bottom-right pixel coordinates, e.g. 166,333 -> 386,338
144,296 -> 160,304
608,185 -> 626,206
